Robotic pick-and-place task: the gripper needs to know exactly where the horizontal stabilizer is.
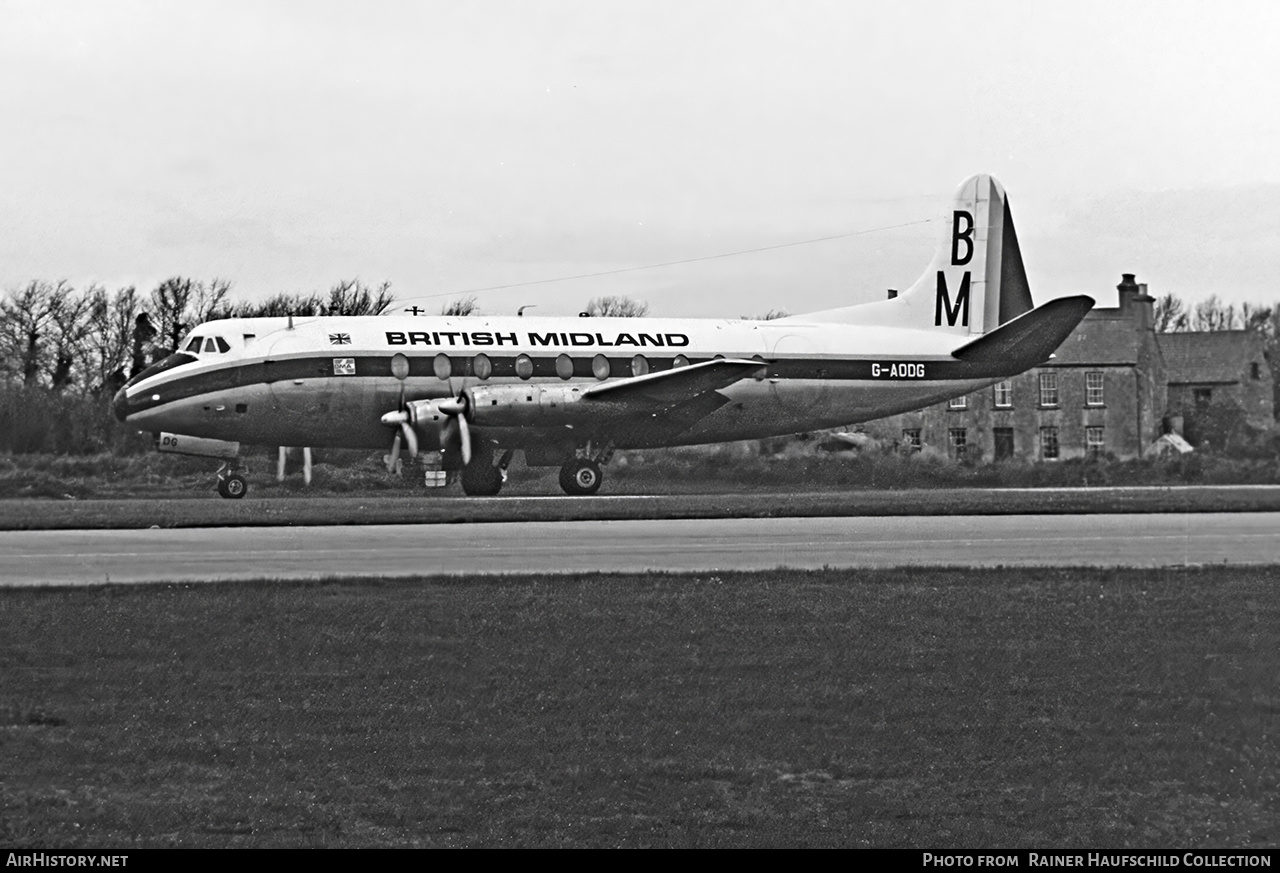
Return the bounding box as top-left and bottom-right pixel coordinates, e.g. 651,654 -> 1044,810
951,295 -> 1095,367
583,358 -> 763,406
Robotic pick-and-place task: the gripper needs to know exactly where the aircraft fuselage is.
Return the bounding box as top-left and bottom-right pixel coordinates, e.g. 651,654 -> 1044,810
115,313 -> 1012,451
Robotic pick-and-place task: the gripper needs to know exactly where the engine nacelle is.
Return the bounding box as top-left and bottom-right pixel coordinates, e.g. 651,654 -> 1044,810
156,432 -> 241,460
462,384 -> 601,428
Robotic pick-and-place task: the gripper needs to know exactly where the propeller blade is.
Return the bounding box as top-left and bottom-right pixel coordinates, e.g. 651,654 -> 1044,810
401,421 -> 418,458
386,431 -> 402,473
456,414 -> 472,465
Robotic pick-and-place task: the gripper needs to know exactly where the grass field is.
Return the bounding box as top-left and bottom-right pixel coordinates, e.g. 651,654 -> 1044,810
4,487 -> 1280,531
2,567 -> 1277,848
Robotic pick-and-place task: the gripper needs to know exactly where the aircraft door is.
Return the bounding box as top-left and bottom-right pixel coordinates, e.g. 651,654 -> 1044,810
771,333 -> 833,415
265,331 -> 335,422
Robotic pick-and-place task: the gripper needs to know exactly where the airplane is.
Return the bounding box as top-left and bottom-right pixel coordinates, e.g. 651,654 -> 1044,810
112,174 -> 1094,498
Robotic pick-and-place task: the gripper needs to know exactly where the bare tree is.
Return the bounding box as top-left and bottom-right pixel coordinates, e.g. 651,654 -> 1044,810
47,286 -> 94,391
130,312 -> 157,378
1153,294 -> 1189,332
232,292 -> 325,318
193,278 -> 234,322
441,296 -> 479,316
585,295 -> 649,317
1191,295 -> 1238,332
741,309 -> 790,321
1240,302 -> 1275,336
327,279 -> 396,315
85,285 -> 141,393
149,277 -> 199,358
0,280 -> 69,387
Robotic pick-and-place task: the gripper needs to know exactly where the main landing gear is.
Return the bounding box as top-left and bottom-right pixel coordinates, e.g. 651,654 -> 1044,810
459,447 -> 514,497
216,462 -> 249,499
557,443 -> 612,496
558,457 -> 603,496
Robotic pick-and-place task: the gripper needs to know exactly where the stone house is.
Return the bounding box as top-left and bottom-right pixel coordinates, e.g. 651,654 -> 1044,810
866,274 -> 1167,461
1161,330 -> 1274,445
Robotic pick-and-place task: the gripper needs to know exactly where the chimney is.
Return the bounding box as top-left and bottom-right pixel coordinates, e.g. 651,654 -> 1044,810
1116,273 -> 1140,313
1133,282 -> 1154,331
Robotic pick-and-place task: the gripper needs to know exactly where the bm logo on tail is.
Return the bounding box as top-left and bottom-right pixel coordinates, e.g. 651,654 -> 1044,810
936,209 -> 973,327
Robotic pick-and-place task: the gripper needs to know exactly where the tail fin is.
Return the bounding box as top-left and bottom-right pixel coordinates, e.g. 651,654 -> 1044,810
799,174 -> 1033,335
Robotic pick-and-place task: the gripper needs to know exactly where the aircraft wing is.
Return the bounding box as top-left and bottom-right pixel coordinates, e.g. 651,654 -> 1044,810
581,358 -> 765,406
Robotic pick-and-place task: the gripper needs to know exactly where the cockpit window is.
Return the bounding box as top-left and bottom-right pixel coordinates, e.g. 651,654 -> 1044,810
181,335 -> 230,355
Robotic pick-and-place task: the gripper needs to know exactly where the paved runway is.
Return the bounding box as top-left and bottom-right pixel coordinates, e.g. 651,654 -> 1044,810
2,513 -> 1278,586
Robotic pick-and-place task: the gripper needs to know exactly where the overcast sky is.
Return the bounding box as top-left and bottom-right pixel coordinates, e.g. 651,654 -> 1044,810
2,0 -> 1278,318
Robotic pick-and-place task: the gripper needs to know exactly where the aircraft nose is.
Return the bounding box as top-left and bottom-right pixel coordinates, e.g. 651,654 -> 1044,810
111,385 -> 131,422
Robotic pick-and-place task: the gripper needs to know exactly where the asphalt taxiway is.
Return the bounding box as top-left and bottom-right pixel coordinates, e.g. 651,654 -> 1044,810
2,512 -> 1278,586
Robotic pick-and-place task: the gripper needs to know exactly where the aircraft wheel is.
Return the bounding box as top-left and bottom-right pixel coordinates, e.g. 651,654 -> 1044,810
217,473 -> 248,499
460,462 -> 503,496
559,458 -> 603,496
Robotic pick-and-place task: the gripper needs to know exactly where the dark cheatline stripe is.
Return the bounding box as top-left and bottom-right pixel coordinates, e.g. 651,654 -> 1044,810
122,352 -> 1015,417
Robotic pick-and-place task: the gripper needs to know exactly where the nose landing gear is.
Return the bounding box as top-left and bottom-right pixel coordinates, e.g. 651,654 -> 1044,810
216,462 -> 249,499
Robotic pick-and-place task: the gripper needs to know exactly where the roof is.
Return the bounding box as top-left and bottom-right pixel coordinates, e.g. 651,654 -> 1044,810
1043,307 -> 1146,367
1160,331 -> 1265,385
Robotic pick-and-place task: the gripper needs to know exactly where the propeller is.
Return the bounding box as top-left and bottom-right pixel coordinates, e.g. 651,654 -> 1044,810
381,354 -> 417,473
408,395 -> 472,466
380,394 -> 473,472
381,408 -> 419,473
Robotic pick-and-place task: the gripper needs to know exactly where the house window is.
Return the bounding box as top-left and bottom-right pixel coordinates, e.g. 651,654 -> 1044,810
1040,426 -> 1060,460
1039,372 -> 1059,407
902,429 -> 922,453
1085,372 -> 1105,406
994,427 -> 1014,462
949,428 -> 967,459
1252,362 -> 1262,380
993,381 -> 1012,408
1194,387 -> 1213,408
948,395 -> 968,409
1086,426 -> 1105,458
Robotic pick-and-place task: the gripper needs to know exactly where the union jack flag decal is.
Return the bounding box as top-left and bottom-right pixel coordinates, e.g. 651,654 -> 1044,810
328,333 -> 352,345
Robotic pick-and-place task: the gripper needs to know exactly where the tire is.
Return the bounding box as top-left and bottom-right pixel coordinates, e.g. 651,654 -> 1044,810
558,458 -> 602,496
218,473 -> 248,499
460,462 -> 503,496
